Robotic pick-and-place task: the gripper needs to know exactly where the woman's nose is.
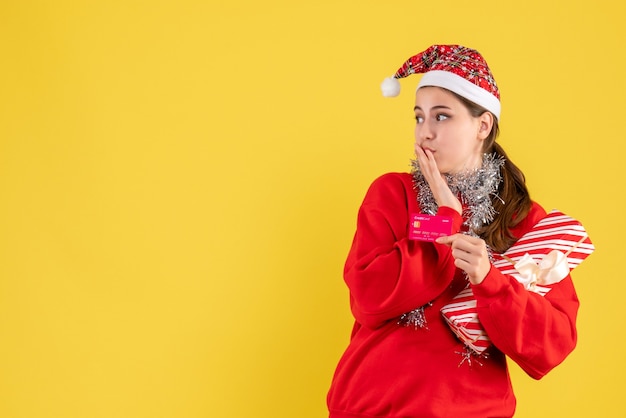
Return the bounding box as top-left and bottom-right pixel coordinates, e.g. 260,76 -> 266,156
416,119 -> 434,142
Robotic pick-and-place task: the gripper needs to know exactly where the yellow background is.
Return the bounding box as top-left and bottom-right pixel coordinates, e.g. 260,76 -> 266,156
1,1 -> 623,417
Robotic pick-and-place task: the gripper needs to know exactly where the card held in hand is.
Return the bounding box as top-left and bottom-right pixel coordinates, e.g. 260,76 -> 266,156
409,214 -> 453,242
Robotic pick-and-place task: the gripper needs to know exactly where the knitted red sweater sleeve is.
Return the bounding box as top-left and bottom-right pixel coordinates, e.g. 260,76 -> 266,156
344,173 -> 463,329
472,204 -> 580,379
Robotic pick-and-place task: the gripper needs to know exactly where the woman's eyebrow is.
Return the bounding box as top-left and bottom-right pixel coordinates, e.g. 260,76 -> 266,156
413,105 -> 452,111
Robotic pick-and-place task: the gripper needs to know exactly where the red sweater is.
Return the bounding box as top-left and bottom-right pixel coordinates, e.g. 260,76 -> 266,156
327,173 -> 579,418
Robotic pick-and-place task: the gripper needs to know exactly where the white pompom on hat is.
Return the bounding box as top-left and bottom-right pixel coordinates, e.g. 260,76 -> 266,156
381,76 -> 401,97
381,45 -> 501,120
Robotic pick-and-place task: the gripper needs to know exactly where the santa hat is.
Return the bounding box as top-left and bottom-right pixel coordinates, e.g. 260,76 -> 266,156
381,45 -> 501,120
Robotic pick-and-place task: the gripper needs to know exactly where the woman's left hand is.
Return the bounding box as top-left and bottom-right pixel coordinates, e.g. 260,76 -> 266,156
414,146 -> 462,215
436,234 -> 491,285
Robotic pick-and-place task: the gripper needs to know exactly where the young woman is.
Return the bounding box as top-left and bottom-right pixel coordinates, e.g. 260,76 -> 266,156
327,45 -> 579,418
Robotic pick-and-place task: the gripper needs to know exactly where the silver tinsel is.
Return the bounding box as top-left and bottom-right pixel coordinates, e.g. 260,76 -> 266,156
411,152 -> 505,236
456,346 -> 488,367
398,302 -> 432,329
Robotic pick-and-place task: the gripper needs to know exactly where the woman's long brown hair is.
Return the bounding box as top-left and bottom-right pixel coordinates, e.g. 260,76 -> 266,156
453,91 -> 532,253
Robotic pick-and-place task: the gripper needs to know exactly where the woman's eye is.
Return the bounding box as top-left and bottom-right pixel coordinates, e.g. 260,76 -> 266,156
436,114 -> 449,121
415,116 -> 424,124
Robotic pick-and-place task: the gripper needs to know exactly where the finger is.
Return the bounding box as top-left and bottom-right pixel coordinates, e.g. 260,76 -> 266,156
415,146 -> 437,171
450,239 -> 473,255
435,235 -> 453,245
452,239 -> 488,265
414,144 -> 428,163
450,234 -> 482,250
415,150 -> 434,178
423,147 -> 435,160
446,236 -> 477,258
435,233 -> 465,246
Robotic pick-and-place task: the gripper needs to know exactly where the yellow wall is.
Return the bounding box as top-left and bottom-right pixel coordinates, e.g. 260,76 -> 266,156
0,1 -> 623,417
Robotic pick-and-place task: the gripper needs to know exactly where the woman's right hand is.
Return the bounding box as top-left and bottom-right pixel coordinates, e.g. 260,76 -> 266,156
414,145 -> 462,215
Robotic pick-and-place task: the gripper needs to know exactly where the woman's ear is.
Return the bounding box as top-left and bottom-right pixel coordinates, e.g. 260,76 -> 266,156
477,112 -> 494,140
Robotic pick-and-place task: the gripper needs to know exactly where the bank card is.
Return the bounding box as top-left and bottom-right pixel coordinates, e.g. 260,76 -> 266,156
409,213 -> 453,241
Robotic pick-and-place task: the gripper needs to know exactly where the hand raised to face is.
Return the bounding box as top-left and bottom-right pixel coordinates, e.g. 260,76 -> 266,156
414,145 -> 462,216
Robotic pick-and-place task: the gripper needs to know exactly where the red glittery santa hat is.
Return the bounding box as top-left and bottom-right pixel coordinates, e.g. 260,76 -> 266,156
381,45 -> 501,120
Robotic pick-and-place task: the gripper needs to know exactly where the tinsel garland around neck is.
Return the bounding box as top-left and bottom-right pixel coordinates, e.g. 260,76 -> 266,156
411,153 -> 505,235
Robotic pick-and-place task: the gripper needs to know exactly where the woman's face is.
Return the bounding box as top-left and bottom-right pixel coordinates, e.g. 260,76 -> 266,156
414,87 -> 488,174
